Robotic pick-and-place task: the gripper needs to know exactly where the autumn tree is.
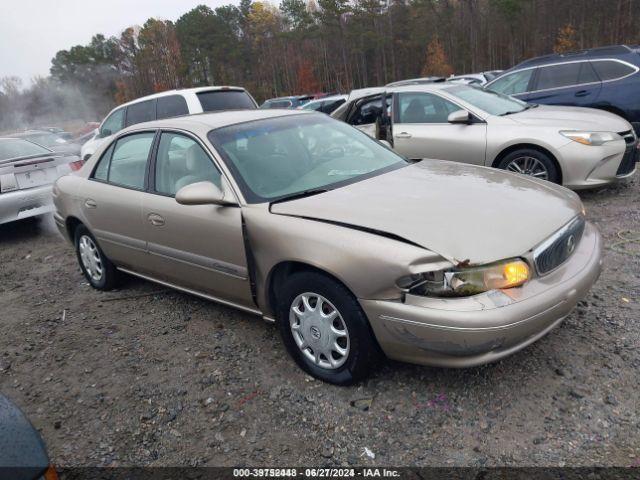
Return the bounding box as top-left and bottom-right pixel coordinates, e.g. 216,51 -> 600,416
554,24 -> 578,53
297,60 -> 321,92
420,37 -> 453,77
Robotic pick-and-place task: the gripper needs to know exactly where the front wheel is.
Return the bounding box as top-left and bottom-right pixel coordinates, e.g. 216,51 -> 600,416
276,271 -> 381,385
74,225 -> 119,290
497,149 -> 560,184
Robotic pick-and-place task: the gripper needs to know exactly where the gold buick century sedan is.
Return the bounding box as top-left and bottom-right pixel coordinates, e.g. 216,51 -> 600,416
53,110 -> 602,384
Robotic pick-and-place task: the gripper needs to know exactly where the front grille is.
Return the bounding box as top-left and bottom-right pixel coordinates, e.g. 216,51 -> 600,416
616,130 -> 638,176
618,130 -> 635,145
534,216 -> 585,275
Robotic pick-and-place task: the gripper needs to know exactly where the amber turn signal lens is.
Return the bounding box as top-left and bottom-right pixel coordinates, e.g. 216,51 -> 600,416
502,261 -> 530,287
44,465 -> 59,480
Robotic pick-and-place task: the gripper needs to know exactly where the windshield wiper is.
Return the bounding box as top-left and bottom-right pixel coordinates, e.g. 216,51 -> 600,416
499,110 -> 521,116
269,188 -> 329,205
500,103 -> 539,116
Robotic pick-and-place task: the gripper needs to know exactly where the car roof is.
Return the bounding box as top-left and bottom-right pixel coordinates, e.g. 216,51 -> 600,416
346,83 -> 455,103
514,44 -> 638,69
118,109 -> 313,137
118,86 -> 248,108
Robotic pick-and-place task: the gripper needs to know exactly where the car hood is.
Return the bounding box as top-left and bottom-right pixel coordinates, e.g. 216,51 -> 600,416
270,160 -> 583,265
509,105 -> 631,132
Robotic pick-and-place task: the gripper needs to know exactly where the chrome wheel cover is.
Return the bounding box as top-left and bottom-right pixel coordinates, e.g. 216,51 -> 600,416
78,235 -> 103,282
289,293 -> 350,370
506,156 -> 549,180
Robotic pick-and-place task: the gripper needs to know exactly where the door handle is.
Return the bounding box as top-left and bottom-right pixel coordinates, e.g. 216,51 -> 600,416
147,213 -> 165,227
396,132 -> 412,139
575,90 -> 589,97
84,199 -> 97,209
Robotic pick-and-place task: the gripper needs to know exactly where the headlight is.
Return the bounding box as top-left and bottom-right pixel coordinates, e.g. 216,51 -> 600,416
397,259 -> 530,297
559,130 -> 622,146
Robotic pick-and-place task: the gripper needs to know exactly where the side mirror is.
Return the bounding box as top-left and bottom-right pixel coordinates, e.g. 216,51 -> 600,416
448,110 -> 471,124
175,180 -> 237,206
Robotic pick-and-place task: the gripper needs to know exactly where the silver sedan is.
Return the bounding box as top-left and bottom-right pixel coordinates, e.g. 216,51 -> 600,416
332,83 -> 637,189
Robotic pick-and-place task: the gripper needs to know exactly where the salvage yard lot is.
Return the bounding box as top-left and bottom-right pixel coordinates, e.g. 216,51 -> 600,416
1,175 -> 639,467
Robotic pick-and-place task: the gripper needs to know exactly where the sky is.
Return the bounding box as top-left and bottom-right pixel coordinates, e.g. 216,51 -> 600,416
0,0 -> 234,86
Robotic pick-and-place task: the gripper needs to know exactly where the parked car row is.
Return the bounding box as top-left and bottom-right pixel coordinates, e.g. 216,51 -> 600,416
4,44 -> 636,385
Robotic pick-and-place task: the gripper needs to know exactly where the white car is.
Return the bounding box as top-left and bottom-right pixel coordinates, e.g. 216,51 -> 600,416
81,87 -> 258,161
448,71 -> 503,86
332,83 -> 637,189
297,95 -> 348,114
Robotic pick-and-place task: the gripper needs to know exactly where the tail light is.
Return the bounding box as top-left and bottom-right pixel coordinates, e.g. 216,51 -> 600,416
69,160 -> 85,171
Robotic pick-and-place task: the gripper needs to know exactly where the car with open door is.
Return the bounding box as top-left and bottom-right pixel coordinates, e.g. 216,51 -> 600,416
332,83 -> 637,189
53,110 -> 602,385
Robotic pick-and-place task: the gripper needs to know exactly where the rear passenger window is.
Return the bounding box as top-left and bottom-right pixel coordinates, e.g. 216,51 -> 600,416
92,144 -> 114,181
157,95 -> 189,119
126,100 -> 156,127
108,133 -> 155,189
592,60 -> 636,81
154,133 -> 221,196
536,63 -> 582,90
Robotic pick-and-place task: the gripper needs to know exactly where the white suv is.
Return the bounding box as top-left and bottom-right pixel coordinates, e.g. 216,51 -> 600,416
81,86 -> 258,160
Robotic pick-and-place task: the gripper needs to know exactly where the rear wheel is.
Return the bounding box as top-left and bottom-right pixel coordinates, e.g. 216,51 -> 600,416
498,148 -> 560,184
74,225 -> 118,290
276,271 -> 381,385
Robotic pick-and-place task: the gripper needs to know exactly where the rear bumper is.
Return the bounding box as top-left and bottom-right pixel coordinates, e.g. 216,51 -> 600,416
0,185 -> 54,225
360,222 -> 602,368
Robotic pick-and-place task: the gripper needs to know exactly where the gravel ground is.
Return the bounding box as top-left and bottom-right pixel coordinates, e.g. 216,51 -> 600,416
0,176 -> 639,468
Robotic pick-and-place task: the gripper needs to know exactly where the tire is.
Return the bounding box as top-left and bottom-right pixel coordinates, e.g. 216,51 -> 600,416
497,148 -> 561,184
275,271 -> 381,385
74,225 -> 119,290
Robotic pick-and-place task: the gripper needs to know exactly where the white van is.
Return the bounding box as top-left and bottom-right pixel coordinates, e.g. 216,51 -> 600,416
81,86 -> 258,160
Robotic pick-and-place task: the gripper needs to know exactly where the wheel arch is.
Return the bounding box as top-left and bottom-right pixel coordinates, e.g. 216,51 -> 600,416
491,143 -> 563,184
265,261 -> 355,317
65,216 -> 84,242
593,104 -> 629,121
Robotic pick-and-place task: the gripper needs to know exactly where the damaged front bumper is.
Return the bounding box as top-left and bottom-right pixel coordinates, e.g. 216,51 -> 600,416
360,221 -> 602,368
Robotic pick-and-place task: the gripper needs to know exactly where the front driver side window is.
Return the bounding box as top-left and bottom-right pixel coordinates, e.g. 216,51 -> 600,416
351,97 -> 382,125
487,69 -> 534,95
100,108 -> 125,137
154,132 -> 221,196
397,92 -> 460,123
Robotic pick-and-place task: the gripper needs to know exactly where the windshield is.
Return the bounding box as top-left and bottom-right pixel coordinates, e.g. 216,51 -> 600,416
208,114 -> 407,203
197,90 -> 256,111
444,84 -> 528,116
